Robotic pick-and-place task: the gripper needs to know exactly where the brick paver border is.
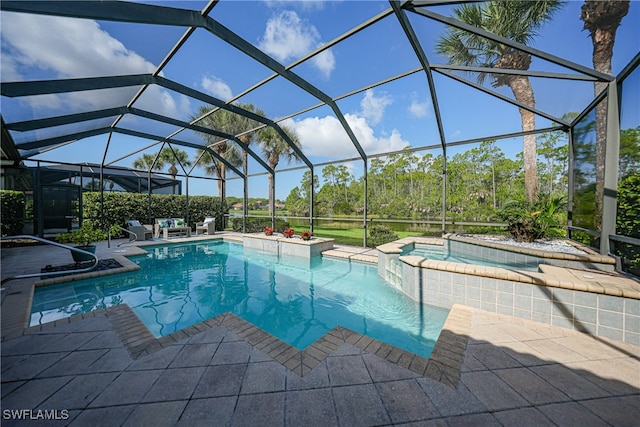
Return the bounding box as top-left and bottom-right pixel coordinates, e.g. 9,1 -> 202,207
51,302 -> 470,386
13,301 -> 471,386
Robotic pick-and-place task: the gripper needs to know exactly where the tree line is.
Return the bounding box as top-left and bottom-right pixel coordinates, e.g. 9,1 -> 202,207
285,133 -> 572,222
285,124 -> 638,224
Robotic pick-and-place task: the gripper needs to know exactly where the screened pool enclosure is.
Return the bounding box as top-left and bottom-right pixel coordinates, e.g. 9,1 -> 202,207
1,1 -> 638,269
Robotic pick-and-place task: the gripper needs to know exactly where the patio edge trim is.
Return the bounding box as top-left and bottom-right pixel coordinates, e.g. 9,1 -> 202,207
16,303 -> 470,386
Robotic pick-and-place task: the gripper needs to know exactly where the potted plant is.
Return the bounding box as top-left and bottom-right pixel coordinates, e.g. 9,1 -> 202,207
264,226 -> 274,236
300,230 -> 313,241
56,222 -> 109,262
282,228 -> 295,238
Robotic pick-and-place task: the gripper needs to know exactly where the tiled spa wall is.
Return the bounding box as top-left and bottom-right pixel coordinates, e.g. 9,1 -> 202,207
398,260 -> 639,345
377,239 -> 637,345
446,236 -> 615,272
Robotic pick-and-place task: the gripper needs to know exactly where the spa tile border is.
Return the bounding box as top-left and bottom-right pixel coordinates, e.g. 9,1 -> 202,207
377,237 -> 444,254
447,234 -> 614,264
399,255 -> 640,299
378,234 -> 615,267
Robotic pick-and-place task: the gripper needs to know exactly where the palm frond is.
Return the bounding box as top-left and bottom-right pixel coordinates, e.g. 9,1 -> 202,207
438,0 -> 562,83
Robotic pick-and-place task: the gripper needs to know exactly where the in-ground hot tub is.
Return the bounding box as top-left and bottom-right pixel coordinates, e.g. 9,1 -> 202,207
377,235 -> 638,345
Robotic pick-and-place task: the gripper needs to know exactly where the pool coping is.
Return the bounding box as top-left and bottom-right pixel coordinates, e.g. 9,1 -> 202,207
20,302 -> 471,386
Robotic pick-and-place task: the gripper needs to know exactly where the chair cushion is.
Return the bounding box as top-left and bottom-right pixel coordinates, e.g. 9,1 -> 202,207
203,217 -> 215,224
128,220 -> 141,227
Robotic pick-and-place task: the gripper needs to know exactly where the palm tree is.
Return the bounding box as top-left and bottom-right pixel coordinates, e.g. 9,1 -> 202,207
160,147 -> 191,180
437,1 -> 562,203
133,152 -> 165,171
157,147 -> 191,194
192,104 -> 262,197
257,125 -> 301,215
580,0 -> 630,229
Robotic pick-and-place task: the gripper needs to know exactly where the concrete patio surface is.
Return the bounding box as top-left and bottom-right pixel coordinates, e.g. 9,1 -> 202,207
1,235 -> 639,426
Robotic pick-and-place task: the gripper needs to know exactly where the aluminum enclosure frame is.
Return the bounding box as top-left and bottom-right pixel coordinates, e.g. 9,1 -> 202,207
0,0 -> 635,255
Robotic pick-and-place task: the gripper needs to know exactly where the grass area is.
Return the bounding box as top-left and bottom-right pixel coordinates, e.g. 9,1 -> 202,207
310,226 -> 424,247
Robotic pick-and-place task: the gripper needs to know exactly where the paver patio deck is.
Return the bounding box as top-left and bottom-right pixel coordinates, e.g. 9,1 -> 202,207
1,235 -> 639,426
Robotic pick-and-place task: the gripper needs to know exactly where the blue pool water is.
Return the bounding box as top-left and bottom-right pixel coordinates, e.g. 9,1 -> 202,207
407,245 -> 538,272
31,241 -> 449,357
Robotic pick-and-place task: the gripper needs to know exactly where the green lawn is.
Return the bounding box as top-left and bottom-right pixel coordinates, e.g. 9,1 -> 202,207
310,226 -> 423,247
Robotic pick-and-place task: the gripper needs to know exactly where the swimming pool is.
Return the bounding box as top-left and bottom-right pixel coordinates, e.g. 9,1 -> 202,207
31,241 -> 449,357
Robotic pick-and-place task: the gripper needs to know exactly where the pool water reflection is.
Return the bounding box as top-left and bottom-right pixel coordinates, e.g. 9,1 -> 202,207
31,241 -> 449,357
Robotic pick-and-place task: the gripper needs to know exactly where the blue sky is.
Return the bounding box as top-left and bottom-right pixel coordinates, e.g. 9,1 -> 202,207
1,0 -> 639,200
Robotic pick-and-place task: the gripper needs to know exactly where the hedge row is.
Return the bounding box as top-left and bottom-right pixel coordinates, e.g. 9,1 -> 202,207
230,217 -> 290,233
0,190 -> 26,236
82,192 -> 227,231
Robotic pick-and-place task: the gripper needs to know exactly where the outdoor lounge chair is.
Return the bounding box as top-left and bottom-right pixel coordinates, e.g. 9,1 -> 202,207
195,217 -> 215,235
127,220 -> 153,241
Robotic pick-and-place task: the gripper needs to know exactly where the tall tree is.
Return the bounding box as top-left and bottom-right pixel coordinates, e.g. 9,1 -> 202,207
257,125 -> 301,215
132,148 -> 190,193
192,104 -> 261,197
619,126 -> 640,178
159,147 -> 191,194
437,1 -> 562,203
300,170 -> 319,205
132,152 -> 164,171
580,0 -> 630,229
160,147 -> 191,180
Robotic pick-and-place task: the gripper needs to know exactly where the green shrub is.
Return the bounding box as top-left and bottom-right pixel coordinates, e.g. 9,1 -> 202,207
616,173 -> 640,275
496,196 -> 565,243
56,222 -> 109,246
367,224 -> 399,248
230,217 -> 289,233
0,190 -> 25,236
82,192 -> 227,231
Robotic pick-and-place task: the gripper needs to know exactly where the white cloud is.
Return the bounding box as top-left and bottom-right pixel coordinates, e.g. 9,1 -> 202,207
360,89 -> 393,126
1,13 -> 187,118
201,75 -> 233,100
407,92 -> 431,118
264,0 -> 327,12
2,13 -> 155,79
312,48 -> 336,79
259,10 -> 335,77
285,113 -> 408,158
0,55 -> 22,82
409,99 -> 430,118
